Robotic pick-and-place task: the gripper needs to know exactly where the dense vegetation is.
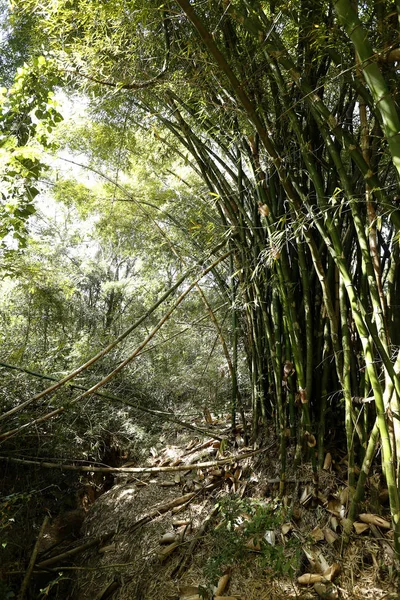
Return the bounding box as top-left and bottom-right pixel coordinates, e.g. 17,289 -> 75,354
1,0 -> 400,576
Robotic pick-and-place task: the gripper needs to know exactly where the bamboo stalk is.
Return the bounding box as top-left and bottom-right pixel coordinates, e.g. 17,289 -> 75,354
0,444 -> 274,474
0,251 -> 232,443
17,516 -> 49,600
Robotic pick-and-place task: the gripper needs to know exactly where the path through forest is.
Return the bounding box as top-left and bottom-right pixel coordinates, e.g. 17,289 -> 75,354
15,414 -> 398,600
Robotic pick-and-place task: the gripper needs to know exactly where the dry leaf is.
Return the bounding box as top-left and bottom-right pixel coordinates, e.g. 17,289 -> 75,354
330,516 -> 339,531
359,513 -> 391,529
215,569 -> 231,595
282,523 -> 292,535
234,467 -> 242,480
317,491 -> 328,506
298,573 -> 325,585
306,433 -> 317,448
264,530 -> 276,546
173,519 -> 191,528
326,498 -> 344,517
258,203 -> 269,217
292,506 -> 302,520
304,548 -> 329,573
246,538 -> 262,551
203,407 -> 213,424
339,487 -> 351,505
209,469 -> 224,477
300,485 -> 313,506
323,562 -> 340,581
353,522 -> 369,534
323,528 -> 338,544
311,527 -> 325,542
314,583 -> 339,600
159,532 -> 177,545
323,452 -> 332,470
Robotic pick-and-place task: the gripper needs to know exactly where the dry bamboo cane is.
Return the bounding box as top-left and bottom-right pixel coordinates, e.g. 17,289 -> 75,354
17,516 -> 49,600
0,444 -> 274,474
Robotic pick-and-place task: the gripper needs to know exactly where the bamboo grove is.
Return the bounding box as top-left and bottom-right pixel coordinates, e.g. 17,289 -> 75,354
6,0 -> 400,554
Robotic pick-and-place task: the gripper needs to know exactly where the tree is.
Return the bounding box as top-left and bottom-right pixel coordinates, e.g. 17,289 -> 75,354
0,54 -> 63,266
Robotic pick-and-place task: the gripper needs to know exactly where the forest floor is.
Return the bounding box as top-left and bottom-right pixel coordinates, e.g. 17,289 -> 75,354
2,415 -> 400,600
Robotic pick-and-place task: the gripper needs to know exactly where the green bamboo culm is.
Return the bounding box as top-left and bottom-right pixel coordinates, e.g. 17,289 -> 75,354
333,0 -> 400,180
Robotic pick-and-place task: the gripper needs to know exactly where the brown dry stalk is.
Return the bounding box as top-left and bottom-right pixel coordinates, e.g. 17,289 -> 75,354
0,444 -> 273,475
17,516 -> 49,600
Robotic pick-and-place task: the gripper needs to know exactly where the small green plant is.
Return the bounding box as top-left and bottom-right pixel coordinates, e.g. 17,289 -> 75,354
204,521 -> 245,587
0,580 -> 15,599
204,495 -> 302,588
38,573 -> 71,598
260,537 -> 302,578
0,491 -> 33,531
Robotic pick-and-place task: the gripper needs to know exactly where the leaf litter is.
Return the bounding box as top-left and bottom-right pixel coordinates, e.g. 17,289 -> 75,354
33,417 -> 400,600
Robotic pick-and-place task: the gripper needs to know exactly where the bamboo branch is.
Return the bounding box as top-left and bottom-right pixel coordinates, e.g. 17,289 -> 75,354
0,361 -> 224,441
0,250 -> 232,443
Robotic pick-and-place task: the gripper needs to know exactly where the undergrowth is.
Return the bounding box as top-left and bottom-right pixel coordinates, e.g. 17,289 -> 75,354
204,495 -> 302,590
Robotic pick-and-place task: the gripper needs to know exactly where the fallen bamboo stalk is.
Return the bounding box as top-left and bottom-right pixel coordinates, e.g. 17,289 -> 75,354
94,578 -> 121,600
12,492 -> 202,576
36,532 -> 113,569
6,562 -> 137,574
0,251 -> 232,443
17,515 -> 49,600
181,438 -> 215,457
0,240 -> 229,425
0,361 -> 224,441
0,444 -> 272,475
130,492 -> 196,532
